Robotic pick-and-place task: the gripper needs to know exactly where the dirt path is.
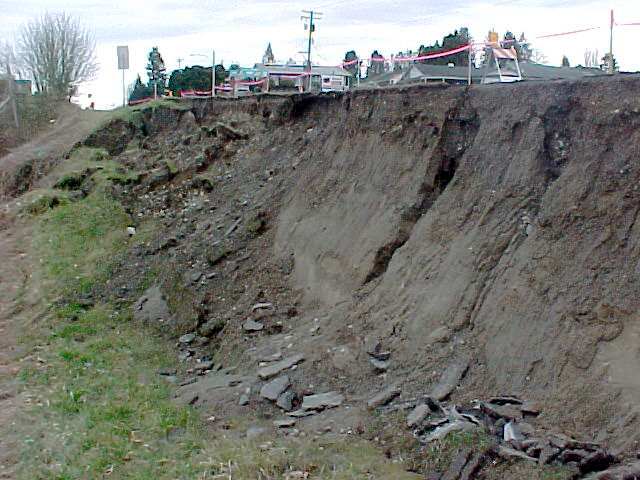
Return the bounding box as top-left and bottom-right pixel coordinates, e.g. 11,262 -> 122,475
0,206 -> 33,479
0,104 -> 106,196
0,105 -> 102,478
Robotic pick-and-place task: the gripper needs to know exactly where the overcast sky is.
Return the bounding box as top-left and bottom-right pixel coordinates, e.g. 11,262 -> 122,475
2,0 -> 639,108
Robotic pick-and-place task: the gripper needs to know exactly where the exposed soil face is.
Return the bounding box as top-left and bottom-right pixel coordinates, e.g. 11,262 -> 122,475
3,74 -> 640,477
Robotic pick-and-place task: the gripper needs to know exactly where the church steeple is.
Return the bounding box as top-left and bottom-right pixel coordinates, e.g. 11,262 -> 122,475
262,43 -> 275,65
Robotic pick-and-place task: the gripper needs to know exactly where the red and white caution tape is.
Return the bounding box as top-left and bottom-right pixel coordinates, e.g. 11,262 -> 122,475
237,77 -> 268,86
533,26 -> 602,39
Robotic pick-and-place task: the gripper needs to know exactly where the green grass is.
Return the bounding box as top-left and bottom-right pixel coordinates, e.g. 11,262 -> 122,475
32,193 -> 130,296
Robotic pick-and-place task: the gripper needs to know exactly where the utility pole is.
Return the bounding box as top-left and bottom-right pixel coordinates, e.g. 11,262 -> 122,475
212,50 -> 216,98
301,10 -> 322,91
609,9 -> 614,74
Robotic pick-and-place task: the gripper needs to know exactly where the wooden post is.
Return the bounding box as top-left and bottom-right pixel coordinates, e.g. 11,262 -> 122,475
211,50 -> 216,98
6,62 -> 19,129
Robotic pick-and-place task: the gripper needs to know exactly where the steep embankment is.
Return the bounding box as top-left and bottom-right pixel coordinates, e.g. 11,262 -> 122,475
113,77 -> 640,459
6,75 -> 640,478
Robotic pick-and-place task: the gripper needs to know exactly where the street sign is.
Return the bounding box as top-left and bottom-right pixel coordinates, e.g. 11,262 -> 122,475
117,46 -> 129,70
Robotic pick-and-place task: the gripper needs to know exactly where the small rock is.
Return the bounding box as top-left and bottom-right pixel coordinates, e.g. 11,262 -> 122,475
497,445 -> 537,462
367,385 -> 401,408
441,447 -> 472,480
192,336 -> 210,347
539,445 -> 560,465
194,360 -> 214,372
189,270 -> 203,283
521,401 -> 541,416
178,350 -> 191,362
372,350 -> 391,361
285,471 -> 309,479
504,421 -> 525,442
238,394 -> 249,406
489,395 -> 523,406
179,377 -> 197,387
178,333 -> 196,344
431,356 -> 470,401
332,345 -> 357,371
518,422 -> 536,436
288,409 -> 317,417
302,392 -> 344,410
252,302 -> 273,311
493,405 -> 523,420
260,375 -> 291,401
133,286 -> 172,324
243,318 -> 264,332
158,366 -> 178,376
579,451 -> 615,475
559,449 -> 589,463
276,391 -> 295,411
274,418 -> 296,428
370,358 -> 389,372
258,354 -> 305,379
407,404 -> 431,428
246,426 -> 267,439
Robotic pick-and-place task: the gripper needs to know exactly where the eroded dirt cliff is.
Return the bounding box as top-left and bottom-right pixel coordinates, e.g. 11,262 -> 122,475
5,74 -> 640,478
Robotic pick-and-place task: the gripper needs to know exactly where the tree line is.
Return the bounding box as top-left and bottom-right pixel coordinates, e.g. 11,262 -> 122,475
343,28 -> 617,79
129,47 -> 230,102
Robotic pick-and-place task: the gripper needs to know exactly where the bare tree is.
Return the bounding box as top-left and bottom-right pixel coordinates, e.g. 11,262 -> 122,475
584,48 -> 599,68
530,49 -> 548,65
17,12 -> 98,98
0,42 -> 19,78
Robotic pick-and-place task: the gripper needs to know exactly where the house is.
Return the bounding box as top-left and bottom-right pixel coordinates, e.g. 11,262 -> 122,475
400,63 -> 479,84
386,61 -> 604,86
0,78 -> 32,94
253,63 -> 352,93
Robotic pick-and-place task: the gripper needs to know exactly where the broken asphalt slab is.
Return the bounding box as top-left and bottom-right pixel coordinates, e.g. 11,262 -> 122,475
258,354 -> 304,379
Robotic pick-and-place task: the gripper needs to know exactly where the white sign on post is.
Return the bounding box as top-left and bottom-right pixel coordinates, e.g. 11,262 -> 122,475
117,46 -> 129,70
117,46 -> 129,106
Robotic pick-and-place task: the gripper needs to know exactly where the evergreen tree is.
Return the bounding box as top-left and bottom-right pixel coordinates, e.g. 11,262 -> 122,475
146,46 -> 166,96
418,28 -> 473,66
516,33 -> 534,62
502,31 -> 517,49
343,50 -> 358,76
167,64 -> 229,96
366,50 -> 385,77
128,74 -> 153,102
561,55 -> 570,67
